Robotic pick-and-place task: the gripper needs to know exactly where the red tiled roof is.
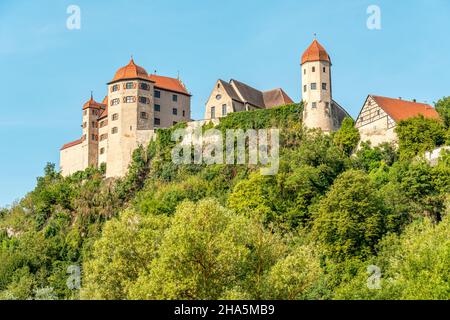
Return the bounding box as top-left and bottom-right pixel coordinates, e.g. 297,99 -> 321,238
263,88 -> 294,108
82,94 -> 106,110
109,58 -> 149,83
301,40 -> 331,65
60,138 -> 83,151
148,74 -> 191,96
98,96 -> 108,119
371,95 -> 440,122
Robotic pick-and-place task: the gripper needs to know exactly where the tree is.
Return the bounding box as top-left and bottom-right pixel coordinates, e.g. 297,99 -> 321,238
128,199 -> 252,299
261,245 -> 322,299
395,115 -> 446,160
435,96 -> 450,128
333,117 -> 360,155
312,170 -> 391,261
335,214 -> 450,300
81,210 -> 169,299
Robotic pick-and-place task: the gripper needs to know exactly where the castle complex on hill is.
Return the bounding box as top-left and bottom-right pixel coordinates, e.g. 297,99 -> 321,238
60,40 -> 440,177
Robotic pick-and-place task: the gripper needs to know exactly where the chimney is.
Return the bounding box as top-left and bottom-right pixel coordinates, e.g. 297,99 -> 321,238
412,99 -> 417,103
398,97 -> 402,100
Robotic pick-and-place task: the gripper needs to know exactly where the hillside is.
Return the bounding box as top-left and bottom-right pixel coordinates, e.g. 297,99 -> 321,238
0,103 -> 449,300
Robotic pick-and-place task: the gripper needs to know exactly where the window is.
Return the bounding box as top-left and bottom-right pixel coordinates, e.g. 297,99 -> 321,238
325,102 -> 330,108
124,96 -> 135,103
322,83 -> 327,90
323,67 -> 326,73
311,83 -> 317,90
303,69 -> 306,75
217,83 -> 221,89
100,148 -> 105,155
211,106 -> 216,119
111,98 -> 120,106
100,120 -> 108,128
154,90 -> 161,98
360,116 -> 364,122
112,113 -> 119,121
172,94 -> 178,102
312,102 -> 317,109
376,110 -> 380,116
140,112 -> 148,119
91,134 -> 96,141
112,84 -> 119,92
312,67 -> 316,72
154,118 -> 160,125
303,85 -> 307,92
172,108 -> 177,115
125,82 -> 134,89
216,94 -> 222,100
154,104 -> 160,112
139,96 -> 149,104
91,121 -> 96,128
182,110 -> 186,117
140,82 -> 150,90
111,127 -> 118,134
222,104 -> 227,116
100,134 -> 108,141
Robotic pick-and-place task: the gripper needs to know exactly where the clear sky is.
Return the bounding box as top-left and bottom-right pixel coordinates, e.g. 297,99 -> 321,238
1,0 -> 449,206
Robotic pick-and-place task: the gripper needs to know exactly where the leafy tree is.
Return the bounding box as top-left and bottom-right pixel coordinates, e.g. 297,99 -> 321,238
312,170 -> 392,261
333,117 -> 360,155
395,115 -> 446,160
81,211 -> 169,299
435,96 -> 450,128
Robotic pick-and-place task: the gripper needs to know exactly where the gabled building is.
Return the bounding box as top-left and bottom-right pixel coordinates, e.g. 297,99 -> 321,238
60,58 -> 191,177
355,95 -> 440,146
204,79 -> 293,119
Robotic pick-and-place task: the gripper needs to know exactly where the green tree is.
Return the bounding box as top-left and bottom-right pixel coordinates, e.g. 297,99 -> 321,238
81,210 -> 169,299
312,170 -> 391,261
435,96 -> 450,128
395,115 -> 446,160
333,117 -> 360,155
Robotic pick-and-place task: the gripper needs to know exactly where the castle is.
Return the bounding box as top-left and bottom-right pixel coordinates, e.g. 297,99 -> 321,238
60,40 -> 441,177
60,59 -> 191,177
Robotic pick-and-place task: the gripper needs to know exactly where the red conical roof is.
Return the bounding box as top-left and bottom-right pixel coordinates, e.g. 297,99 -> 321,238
301,40 -> 331,65
82,93 -> 105,110
109,58 -> 149,83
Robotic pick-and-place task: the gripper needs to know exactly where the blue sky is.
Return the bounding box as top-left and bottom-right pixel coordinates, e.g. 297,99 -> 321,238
0,0 -> 449,206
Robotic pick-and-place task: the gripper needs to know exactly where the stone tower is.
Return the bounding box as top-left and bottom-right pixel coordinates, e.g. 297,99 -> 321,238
301,39 -> 333,133
81,94 -> 103,168
106,58 -> 155,177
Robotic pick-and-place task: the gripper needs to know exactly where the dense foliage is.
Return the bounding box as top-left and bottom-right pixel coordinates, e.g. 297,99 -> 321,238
0,102 -> 448,300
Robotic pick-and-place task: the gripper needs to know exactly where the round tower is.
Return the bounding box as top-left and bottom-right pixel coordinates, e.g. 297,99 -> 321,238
301,39 -> 333,132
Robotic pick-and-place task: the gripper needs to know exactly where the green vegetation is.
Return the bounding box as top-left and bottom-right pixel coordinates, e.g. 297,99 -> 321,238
0,102 -> 449,300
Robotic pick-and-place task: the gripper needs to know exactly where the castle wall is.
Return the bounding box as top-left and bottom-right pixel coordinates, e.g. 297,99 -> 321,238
154,88 -> 191,126
60,143 -> 84,176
